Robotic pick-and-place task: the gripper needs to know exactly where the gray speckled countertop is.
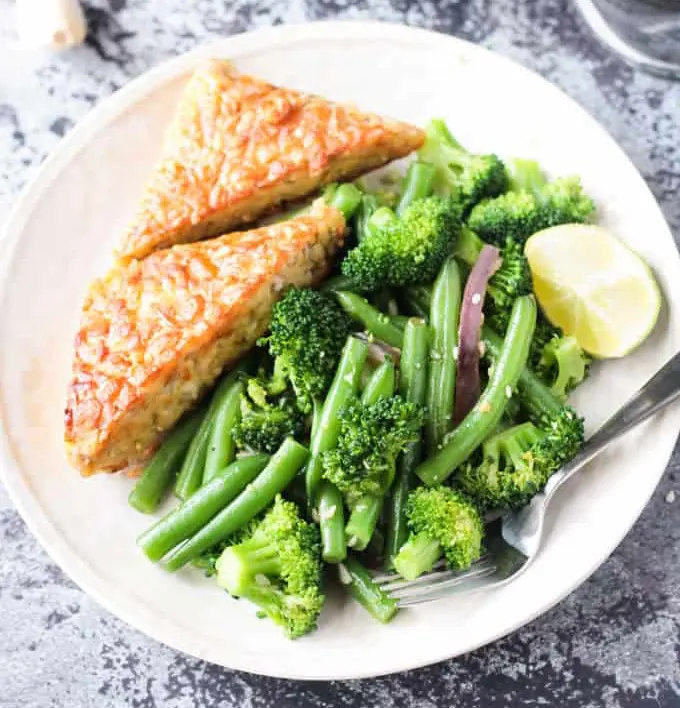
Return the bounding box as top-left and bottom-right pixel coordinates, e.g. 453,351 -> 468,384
1,1 -> 679,705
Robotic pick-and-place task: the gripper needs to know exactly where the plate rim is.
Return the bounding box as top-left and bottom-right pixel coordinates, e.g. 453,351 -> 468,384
0,20 -> 678,680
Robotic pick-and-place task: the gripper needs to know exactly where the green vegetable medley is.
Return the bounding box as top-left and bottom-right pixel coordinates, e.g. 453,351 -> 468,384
129,119 -> 594,638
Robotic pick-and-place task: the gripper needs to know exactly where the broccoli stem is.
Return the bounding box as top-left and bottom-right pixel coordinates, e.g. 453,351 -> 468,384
354,194 -> 380,242
425,258 -> 462,455
366,206 -> 399,238
417,296 -> 537,486
385,318 -> 429,568
362,359 -> 396,405
326,183 -> 363,221
483,326 -> 564,421
509,158 -> 545,194
128,407 -> 205,514
341,555 -> 398,623
202,378 -> 244,485
335,291 -> 404,348
454,227 -> 485,267
165,438 -> 309,571
305,336 -> 369,506
138,453 -> 270,562
393,531 -> 442,581
345,494 -> 383,551
396,161 -> 436,215
318,481 -> 347,563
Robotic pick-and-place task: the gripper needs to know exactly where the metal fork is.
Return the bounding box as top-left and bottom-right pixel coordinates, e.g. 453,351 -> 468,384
375,350 -> 680,607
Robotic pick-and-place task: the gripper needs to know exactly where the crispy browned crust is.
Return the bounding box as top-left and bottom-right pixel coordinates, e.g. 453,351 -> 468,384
116,60 -> 424,261
65,201 -> 345,475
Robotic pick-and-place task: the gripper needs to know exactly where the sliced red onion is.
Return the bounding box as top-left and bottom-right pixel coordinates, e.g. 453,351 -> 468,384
454,244 -> 501,425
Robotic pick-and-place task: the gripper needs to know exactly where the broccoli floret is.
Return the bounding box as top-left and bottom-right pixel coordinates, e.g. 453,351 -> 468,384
322,396 -> 425,506
340,196 -> 462,292
393,486 -> 484,580
457,412 -> 585,510
467,159 -> 595,246
232,381 -> 304,454
263,287 -> 353,411
215,496 -> 324,639
536,335 -> 590,400
323,396 -> 424,508
455,228 -> 532,312
419,119 -> 508,209
456,422 -> 548,509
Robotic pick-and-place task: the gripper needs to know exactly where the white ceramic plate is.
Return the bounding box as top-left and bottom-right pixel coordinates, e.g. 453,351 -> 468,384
0,22 -> 678,680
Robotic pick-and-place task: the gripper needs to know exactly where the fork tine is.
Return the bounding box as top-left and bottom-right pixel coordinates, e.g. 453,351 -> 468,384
378,555 -> 490,592
389,560 -> 495,599
395,563 -> 497,606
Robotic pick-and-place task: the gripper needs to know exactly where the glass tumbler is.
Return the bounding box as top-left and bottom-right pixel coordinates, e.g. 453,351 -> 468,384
574,0 -> 680,78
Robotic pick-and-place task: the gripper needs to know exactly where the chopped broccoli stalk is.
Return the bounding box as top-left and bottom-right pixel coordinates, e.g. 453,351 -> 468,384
468,159 -> 596,245
232,383 -> 304,454
457,421 -> 552,509
419,119 -> 508,209
216,496 -> 324,639
455,228 -> 532,311
341,196 -> 462,292
263,287 -> 354,412
322,396 -> 425,507
393,486 -> 484,580
537,335 -> 589,399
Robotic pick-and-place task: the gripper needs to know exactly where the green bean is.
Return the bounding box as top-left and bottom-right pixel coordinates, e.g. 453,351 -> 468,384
174,365 -> 247,500
305,336 -> 368,505
390,314 -> 409,331
482,326 -> 565,421
396,161 -> 436,215
327,183 -> 363,221
345,495 -> 383,551
320,274 -> 356,293
361,358 -> 396,405
128,408 -> 205,514
425,258 -> 462,455
341,554 -> 398,623
385,318 -> 429,567
416,296 -> 537,486
335,291 -> 403,348
165,438 -> 309,570
137,454 -> 270,561
354,194 -> 380,242
202,379 -> 244,485
317,481 -> 347,563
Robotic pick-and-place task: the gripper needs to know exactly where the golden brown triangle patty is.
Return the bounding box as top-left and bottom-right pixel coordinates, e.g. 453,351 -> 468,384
117,60 -> 424,261
66,201 -> 345,475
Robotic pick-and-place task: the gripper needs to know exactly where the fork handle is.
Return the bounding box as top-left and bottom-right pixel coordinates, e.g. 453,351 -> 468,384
544,350 -> 680,499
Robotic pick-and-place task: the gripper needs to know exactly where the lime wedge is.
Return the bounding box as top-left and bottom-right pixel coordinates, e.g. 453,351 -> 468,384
525,224 -> 661,358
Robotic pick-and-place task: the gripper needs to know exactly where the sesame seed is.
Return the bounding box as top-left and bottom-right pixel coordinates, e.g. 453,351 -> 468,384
479,401 -> 492,413
666,490 -> 676,504
471,293 -> 482,305
505,385 -> 513,398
